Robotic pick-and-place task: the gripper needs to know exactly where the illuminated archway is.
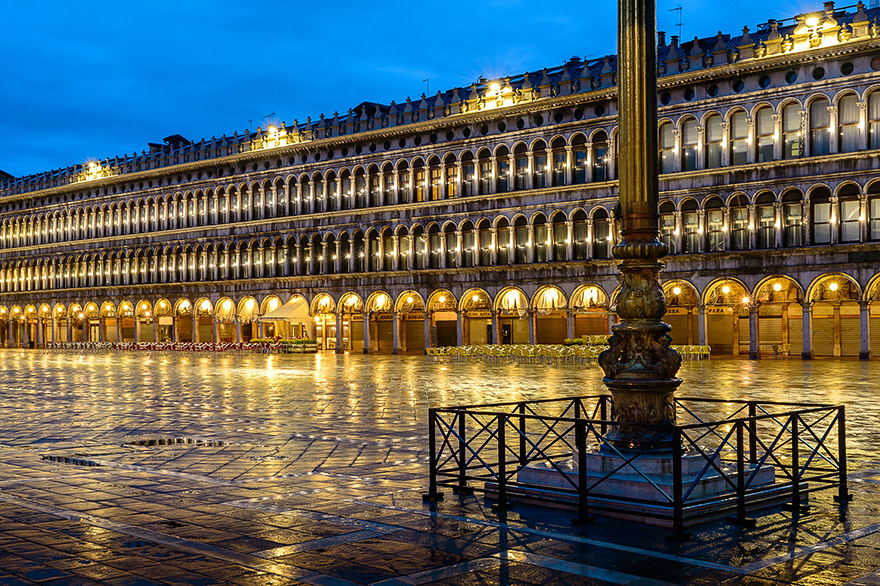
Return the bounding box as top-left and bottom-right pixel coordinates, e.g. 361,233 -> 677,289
571,284 -> 610,337
662,280 -> 699,346
807,273 -> 861,356
702,278 -> 750,355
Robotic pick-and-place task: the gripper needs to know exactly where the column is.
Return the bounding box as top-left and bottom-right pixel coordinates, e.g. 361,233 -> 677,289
335,309 -> 343,354
526,224 -> 535,263
424,312 -> 431,350
828,105 -> 839,153
697,305 -> 707,345
23,321 -> 29,348
527,311 -> 535,345
152,318 -> 158,342
672,128 -> 682,172
858,101 -> 869,151
490,227 -> 499,265
830,197 -> 840,245
748,303 -> 759,360
36,320 -> 43,348
235,321 -> 241,343
673,211 -> 683,253
772,114 -> 783,160
566,311 -> 574,340
491,311 -> 499,344
212,319 -> 218,343
193,314 -> 199,342
775,203 -> 784,248
391,311 -> 400,355
748,205 -> 757,250
860,301 -> 871,360
455,312 -> 463,346
802,303 -> 813,359
746,117 -> 755,164
564,146 -> 574,185
363,312 -> 370,353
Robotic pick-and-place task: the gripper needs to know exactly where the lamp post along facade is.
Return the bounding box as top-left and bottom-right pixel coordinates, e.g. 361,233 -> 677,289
598,0 -> 682,450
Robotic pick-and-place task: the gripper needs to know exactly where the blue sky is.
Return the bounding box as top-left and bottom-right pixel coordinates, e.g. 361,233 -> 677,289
0,0 -> 813,177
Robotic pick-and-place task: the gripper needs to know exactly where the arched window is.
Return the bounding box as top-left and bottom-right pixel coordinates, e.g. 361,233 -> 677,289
551,213 -> 566,260
572,211 -> 587,260
533,215 -> 548,262
591,132 -> 608,181
382,163 -> 394,203
755,107 -> 774,162
705,114 -> 723,169
572,136 -> 588,183
592,209 -> 611,259
428,225 -> 441,268
810,187 -> 832,244
460,153 -> 475,197
412,226 -> 426,269
414,160 -> 427,202
514,145 -> 528,191
783,103 -> 802,159
368,165 -> 380,207
496,218 -> 511,263
513,217 -> 528,264
496,147 -> 510,193
730,111 -> 748,165
428,157 -> 442,200
551,138 -> 567,186
705,197 -> 724,252
659,122 -> 674,173
755,192 -> 776,249
444,155 -> 458,198
478,150 -> 492,195
870,92 -> 880,150
354,168 -> 367,208
533,141 -> 548,188
682,200 -> 699,252
868,183 -> 880,240
838,94 -> 859,153
810,97 -> 831,156
477,220 -> 492,265
460,222 -> 475,267
681,120 -> 698,171
839,184 -> 861,243
730,194 -> 749,250
782,190 -> 803,247
659,201 -> 676,254
444,225 -> 457,267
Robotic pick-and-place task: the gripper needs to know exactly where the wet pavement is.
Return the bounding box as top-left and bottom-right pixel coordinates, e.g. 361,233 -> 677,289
0,350 -> 877,585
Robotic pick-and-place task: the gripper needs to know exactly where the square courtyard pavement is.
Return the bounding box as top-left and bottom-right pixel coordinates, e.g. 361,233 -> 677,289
0,350 -> 878,585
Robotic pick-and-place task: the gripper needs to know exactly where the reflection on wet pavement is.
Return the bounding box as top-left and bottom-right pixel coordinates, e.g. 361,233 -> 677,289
0,350 -> 877,584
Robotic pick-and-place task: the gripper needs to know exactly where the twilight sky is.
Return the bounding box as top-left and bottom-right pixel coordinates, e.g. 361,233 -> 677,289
1,0 -> 814,178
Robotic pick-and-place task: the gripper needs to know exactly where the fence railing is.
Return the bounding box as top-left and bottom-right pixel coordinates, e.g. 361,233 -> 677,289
423,395 -> 850,536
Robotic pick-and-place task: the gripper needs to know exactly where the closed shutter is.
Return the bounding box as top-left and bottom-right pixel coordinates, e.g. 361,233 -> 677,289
436,321 -> 457,346
405,321 -> 425,352
840,316 -> 860,356
758,317 -> 782,344
575,314 -> 607,336
812,317 -> 834,355
536,317 -> 567,344
707,312 -> 733,354
466,318 -> 488,344
738,317 -> 750,346
350,317 -> 364,348
788,315 -> 803,356
665,315 -> 690,345
871,317 -> 880,355
377,321 -> 393,350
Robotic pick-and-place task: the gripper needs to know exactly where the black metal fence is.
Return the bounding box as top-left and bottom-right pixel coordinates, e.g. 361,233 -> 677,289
423,395 -> 850,536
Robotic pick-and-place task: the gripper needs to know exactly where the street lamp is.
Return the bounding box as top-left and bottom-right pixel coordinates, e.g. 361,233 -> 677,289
598,0 -> 682,450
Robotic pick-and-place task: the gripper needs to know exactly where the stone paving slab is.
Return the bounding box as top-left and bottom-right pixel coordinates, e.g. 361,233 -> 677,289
0,351 -> 877,584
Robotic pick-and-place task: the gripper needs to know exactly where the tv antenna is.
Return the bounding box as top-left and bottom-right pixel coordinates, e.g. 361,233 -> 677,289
669,6 -> 683,39
423,78 -> 430,95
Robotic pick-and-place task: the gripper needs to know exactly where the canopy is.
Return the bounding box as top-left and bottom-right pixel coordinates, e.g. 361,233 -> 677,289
259,297 -> 310,322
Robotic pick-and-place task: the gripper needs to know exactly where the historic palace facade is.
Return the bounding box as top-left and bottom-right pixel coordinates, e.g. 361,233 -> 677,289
1,2 -> 880,357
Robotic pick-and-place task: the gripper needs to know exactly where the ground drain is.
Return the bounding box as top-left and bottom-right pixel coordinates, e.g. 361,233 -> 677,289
41,455 -> 101,467
124,437 -> 227,447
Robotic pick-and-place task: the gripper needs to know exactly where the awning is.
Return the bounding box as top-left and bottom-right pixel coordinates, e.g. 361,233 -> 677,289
259,297 -> 310,322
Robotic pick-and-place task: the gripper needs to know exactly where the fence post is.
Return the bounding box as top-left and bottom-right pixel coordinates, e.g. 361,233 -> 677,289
748,402 -> 757,465
669,427 -> 689,540
492,414 -> 512,511
600,395 -> 608,436
422,408 -> 444,502
783,414 -> 806,512
573,419 -> 591,525
452,411 -> 473,495
834,406 -> 853,503
519,402 -> 527,468
727,420 -> 755,527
